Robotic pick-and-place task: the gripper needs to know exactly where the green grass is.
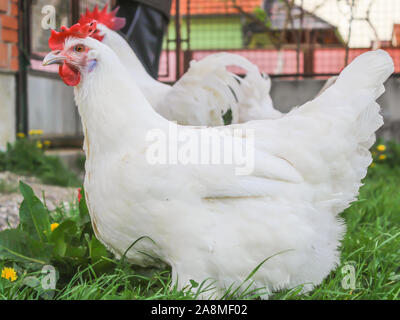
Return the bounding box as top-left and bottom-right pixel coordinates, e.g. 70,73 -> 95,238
272,164 -> 400,300
0,180 -> 17,194
0,138 -> 81,187
1,142 -> 400,300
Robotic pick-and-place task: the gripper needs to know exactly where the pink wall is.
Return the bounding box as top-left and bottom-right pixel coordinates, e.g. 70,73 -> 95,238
158,48 -> 400,82
30,47 -> 400,81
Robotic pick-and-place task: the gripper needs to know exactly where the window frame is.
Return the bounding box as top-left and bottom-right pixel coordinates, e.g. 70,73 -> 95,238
28,0 -> 80,61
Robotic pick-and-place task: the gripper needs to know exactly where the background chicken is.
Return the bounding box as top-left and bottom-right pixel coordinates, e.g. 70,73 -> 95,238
43,22 -> 394,298
78,5 -> 280,125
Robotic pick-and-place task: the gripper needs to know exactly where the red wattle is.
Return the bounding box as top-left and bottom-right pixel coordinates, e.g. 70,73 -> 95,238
59,63 -> 81,86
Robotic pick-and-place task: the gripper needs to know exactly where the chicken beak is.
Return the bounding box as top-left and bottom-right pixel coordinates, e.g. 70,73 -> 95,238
42,51 -> 66,66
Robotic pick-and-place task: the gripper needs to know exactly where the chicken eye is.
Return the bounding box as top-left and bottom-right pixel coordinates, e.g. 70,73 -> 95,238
74,45 -> 85,53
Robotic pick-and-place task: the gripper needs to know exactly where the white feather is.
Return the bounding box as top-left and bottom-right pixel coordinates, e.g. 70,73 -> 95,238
72,37 -> 393,298
98,24 -> 278,125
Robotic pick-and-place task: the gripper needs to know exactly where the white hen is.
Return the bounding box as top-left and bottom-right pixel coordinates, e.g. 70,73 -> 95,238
44,22 -> 394,298
78,5 -> 279,125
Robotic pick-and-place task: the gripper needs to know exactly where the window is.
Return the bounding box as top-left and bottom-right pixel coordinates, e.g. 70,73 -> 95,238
31,0 -> 71,57
31,0 -> 110,57
29,0 -> 110,72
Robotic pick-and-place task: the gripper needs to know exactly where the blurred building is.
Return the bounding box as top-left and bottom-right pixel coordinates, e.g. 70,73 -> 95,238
0,0 -> 110,150
0,0 -> 400,149
243,0 -> 343,48
0,0 -> 18,150
393,24 -> 400,47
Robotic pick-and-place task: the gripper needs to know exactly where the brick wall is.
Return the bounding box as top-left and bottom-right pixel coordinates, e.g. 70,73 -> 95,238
0,0 -> 18,72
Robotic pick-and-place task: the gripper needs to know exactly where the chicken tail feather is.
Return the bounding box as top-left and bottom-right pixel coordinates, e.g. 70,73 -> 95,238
335,49 -> 394,99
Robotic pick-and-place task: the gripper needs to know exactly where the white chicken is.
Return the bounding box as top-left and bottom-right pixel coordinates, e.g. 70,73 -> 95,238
43,22 -> 394,298
78,5 -> 280,125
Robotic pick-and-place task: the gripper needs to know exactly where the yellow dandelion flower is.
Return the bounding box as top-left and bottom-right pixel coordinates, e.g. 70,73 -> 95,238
377,144 -> 386,152
43,140 -> 51,147
36,141 -> 43,149
17,132 -> 25,138
1,267 -> 18,282
379,154 -> 387,161
370,162 -> 376,168
29,129 -> 44,136
51,223 -> 60,232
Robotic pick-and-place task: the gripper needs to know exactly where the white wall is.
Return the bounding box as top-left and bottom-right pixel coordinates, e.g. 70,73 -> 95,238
271,76 -> 400,141
24,73 -> 400,142
27,73 -> 82,136
0,72 -> 16,151
295,0 -> 400,48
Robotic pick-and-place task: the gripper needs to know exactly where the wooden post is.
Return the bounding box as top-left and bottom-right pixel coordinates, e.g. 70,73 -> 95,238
183,0 -> 192,74
175,0 -> 182,79
71,0 -> 80,24
16,0 -> 30,134
303,30 -> 314,75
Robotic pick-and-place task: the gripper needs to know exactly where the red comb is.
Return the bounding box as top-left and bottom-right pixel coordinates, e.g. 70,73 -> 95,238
49,22 -> 98,51
79,4 -> 126,32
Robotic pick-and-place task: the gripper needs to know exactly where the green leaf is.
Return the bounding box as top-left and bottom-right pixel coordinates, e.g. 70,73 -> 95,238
0,229 -> 53,265
253,7 -> 267,22
88,235 -> 113,273
18,181 -> 51,242
49,220 -> 77,258
78,187 -> 91,226
89,236 -> 108,263
223,109 -> 233,125
23,276 -> 55,300
22,276 -> 41,290
65,246 -> 87,259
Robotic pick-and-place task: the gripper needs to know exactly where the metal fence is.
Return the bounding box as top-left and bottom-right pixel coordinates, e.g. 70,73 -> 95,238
159,0 -> 400,82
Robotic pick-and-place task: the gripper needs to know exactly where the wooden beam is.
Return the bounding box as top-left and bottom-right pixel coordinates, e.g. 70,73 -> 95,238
71,0 -> 80,24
